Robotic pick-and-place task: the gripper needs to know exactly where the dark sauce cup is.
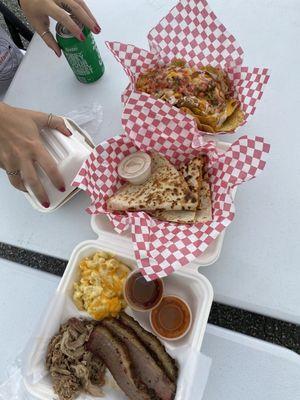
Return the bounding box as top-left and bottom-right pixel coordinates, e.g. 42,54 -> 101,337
124,270 -> 164,312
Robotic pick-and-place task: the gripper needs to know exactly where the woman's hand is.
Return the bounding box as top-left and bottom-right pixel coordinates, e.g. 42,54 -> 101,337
0,103 -> 71,208
19,0 -> 100,57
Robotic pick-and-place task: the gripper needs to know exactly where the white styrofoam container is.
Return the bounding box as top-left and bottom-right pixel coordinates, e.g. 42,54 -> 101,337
23,233 -> 213,400
25,118 -> 94,213
90,140 -> 236,268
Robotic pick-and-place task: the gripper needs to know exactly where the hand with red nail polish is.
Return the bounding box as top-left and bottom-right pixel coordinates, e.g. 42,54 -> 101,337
20,0 -> 101,56
0,102 -> 68,207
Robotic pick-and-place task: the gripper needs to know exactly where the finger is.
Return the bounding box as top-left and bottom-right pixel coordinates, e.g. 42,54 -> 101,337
6,170 -> 27,192
35,20 -> 62,57
36,148 -> 66,192
2,158 -> 27,192
51,5 -> 85,41
28,111 -> 72,137
58,0 -> 100,33
21,160 -> 50,208
75,0 -> 99,27
8,174 -> 27,192
48,115 -> 72,136
41,31 -> 61,57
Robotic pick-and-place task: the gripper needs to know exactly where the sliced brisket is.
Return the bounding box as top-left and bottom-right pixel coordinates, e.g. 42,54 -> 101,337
102,318 -> 176,400
87,326 -> 156,400
119,312 -> 178,383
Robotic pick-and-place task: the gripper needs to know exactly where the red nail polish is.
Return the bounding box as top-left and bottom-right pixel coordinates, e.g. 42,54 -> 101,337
67,129 -> 72,136
80,33 -> 85,41
94,25 -> 101,34
59,186 -> 66,192
42,202 -> 50,208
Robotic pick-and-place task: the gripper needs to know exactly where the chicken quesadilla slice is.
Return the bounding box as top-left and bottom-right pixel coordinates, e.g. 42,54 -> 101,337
194,180 -> 212,222
107,152 -> 198,212
151,156 -> 212,224
150,156 -> 203,223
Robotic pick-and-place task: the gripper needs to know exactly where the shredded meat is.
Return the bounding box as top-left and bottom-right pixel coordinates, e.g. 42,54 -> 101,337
46,318 -> 106,400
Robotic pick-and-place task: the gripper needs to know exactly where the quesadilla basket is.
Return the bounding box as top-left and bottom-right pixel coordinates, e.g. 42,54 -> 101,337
90,138 -> 234,269
72,97 -> 270,281
106,0 -> 269,136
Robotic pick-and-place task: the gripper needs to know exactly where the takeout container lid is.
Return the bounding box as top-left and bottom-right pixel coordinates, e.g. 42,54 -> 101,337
24,118 -> 94,213
23,233 -> 213,400
90,139 -> 237,270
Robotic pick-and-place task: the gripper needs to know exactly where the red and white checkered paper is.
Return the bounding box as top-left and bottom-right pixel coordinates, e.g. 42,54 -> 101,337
122,91 -> 206,148
106,0 -> 270,135
73,99 -> 270,280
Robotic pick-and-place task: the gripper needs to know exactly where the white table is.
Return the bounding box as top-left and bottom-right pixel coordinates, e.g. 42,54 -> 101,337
201,325 -> 300,400
0,259 -> 299,400
1,0 -> 300,323
0,260 -> 60,384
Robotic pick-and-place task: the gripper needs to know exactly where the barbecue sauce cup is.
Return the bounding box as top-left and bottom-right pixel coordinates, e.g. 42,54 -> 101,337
150,295 -> 192,341
124,270 -> 164,311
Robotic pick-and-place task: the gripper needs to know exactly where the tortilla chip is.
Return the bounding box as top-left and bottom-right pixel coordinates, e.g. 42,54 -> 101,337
220,107 -> 245,132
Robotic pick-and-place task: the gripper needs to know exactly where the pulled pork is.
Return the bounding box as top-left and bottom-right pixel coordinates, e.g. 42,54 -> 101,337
46,318 -> 106,400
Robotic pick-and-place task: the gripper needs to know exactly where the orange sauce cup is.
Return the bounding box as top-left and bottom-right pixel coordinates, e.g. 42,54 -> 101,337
150,295 -> 192,340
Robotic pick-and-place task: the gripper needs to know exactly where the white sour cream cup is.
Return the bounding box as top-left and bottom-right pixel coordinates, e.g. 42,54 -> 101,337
118,152 -> 152,185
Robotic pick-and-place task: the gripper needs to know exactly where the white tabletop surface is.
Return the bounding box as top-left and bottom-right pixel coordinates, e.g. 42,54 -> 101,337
1,0 -> 300,323
201,325 -> 300,400
0,259 -> 299,400
0,261 -> 60,385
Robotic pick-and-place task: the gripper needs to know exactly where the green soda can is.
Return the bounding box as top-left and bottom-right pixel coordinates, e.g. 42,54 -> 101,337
56,18 -> 104,83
